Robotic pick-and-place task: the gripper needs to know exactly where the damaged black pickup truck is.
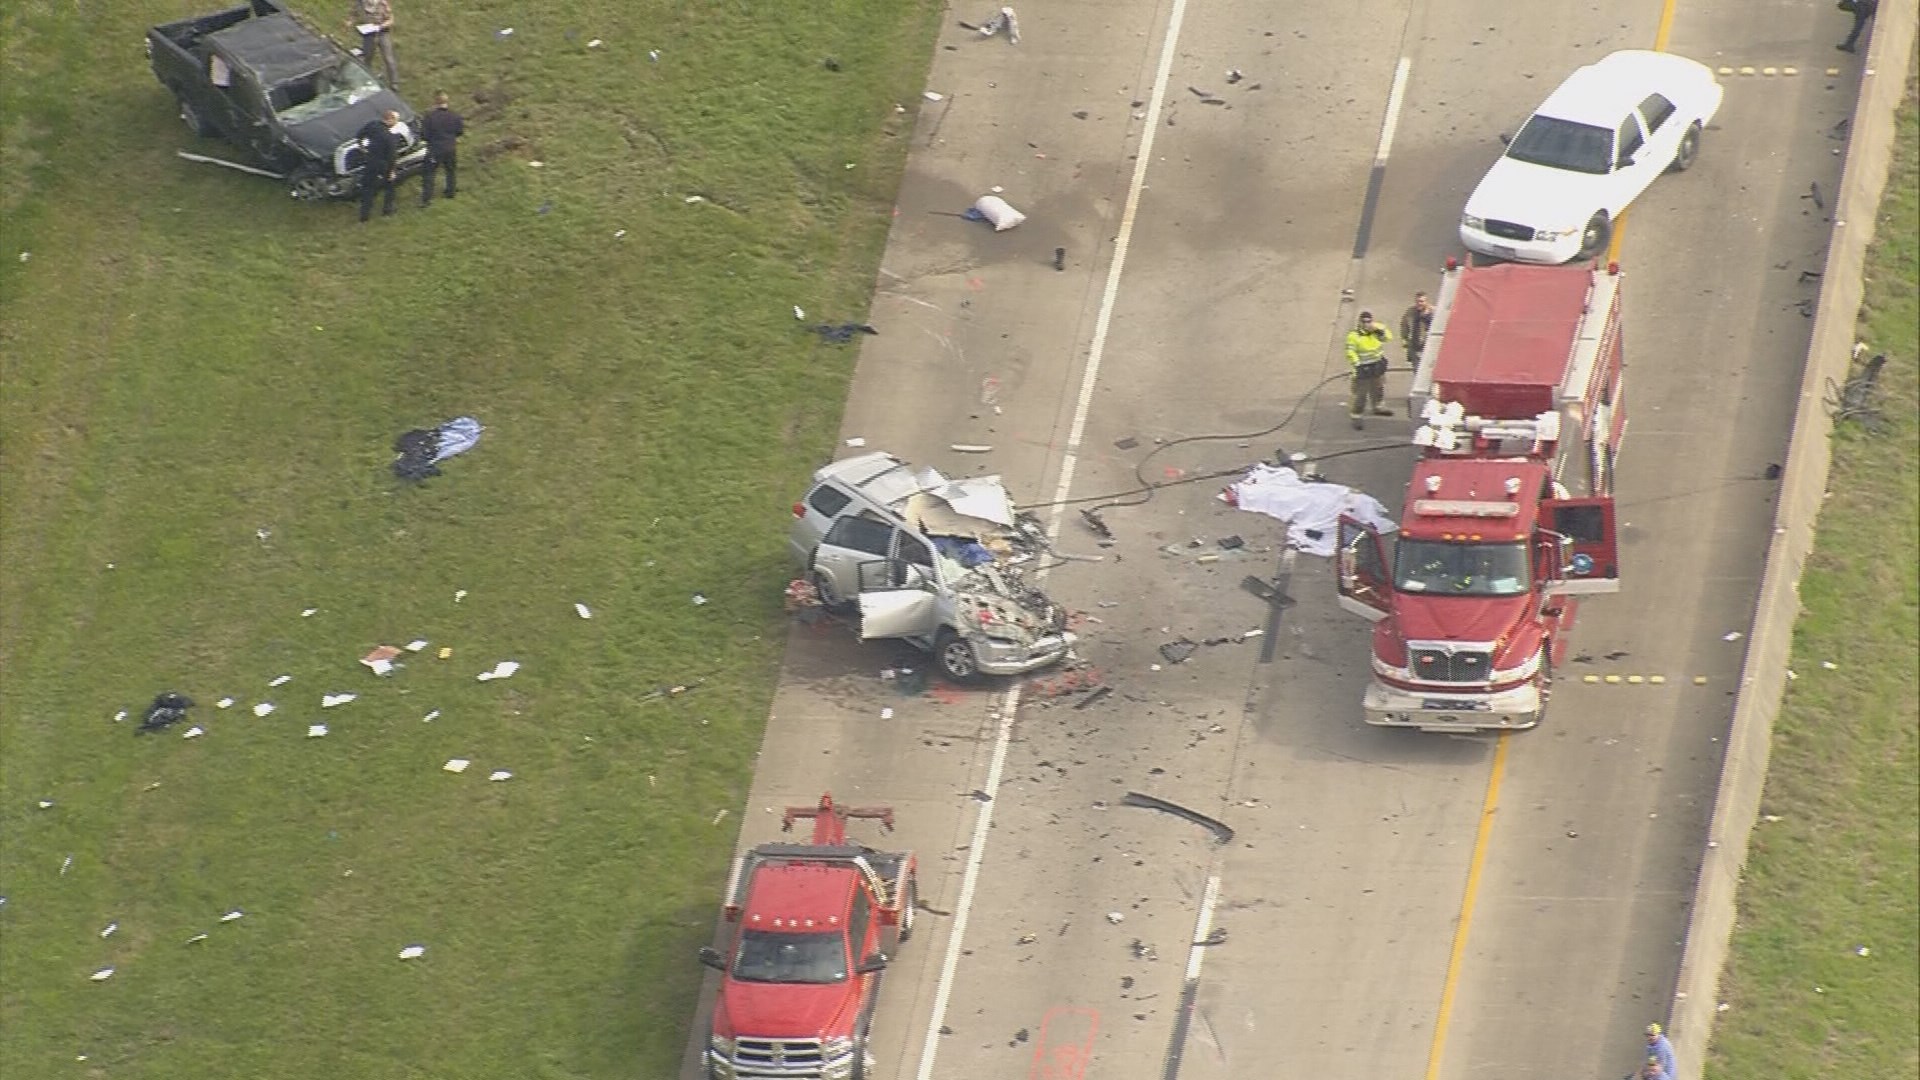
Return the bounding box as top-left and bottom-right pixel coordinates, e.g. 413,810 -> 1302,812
146,0 -> 427,199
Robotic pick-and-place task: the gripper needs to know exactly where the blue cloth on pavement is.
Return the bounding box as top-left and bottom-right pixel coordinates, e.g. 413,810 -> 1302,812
933,537 -> 995,567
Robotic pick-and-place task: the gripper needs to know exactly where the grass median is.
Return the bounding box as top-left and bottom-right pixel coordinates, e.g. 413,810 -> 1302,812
1703,68 -> 1919,1080
0,1 -> 940,1076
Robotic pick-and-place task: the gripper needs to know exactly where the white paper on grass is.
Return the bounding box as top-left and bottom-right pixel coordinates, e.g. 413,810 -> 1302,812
183,726 -> 204,739
216,697 -> 235,708
221,910 -> 245,923
398,945 -> 426,960
405,640 -> 429,652
443,759 -> 470,774
268,675 -> 292,687
321,693 -> 356,708
307,724 -> 328,738
476,661 -> 520,682
253,703 -> 276,717
574,603 -> 593,619
488,770 -> 513,782
90,968 -> 115,982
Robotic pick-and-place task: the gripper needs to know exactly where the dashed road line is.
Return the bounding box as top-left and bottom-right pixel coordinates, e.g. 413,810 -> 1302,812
911,0 -> 1195,1073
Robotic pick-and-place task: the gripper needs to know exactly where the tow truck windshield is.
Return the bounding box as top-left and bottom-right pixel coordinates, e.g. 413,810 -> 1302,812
731,930 -> 848,984
1395,540 -> 1529,597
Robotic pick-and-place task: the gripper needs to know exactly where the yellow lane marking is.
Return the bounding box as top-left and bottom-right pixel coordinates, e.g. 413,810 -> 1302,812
1424,733 -> 1510,1079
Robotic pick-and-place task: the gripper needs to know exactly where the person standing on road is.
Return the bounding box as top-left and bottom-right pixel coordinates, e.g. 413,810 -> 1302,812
350,0 -> 398,87
418,92 -> 465,205
1346,310 -> 1395,429
1400,291 -> 1435,372
356,110 -> 401,222
1645,1024 -> 1677,1078
1836,0 -> 1878,52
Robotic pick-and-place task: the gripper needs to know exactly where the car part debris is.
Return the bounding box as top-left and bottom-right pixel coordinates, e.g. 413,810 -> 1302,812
1240,575 -> 1294,607
1080,507 -> 1113,539
965,7 -> 1020,42
809,322 -> 879,343
175,150 -> 286,180
1074,685 -> 1114,710
1217,535 -> 1244,550
1194,928 -> 1228,946
1158,638 -> 1199,664
137,692 -> 194,734
393,417 -> 484,482
1121,791 -> 1235,844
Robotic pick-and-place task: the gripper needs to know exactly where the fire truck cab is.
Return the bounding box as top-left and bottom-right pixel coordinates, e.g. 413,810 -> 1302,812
1336,261 -> 1626,732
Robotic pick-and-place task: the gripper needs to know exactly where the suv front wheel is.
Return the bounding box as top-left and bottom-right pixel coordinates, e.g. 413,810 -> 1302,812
933,628 -> 980,683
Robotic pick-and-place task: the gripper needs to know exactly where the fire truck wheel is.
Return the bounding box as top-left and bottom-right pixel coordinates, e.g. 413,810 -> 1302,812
898,877 -> 917,943
811,570 -> 856,616
1577,213 -> 1611,261
1669,122 -> 1702,173
934,628 -> 980,682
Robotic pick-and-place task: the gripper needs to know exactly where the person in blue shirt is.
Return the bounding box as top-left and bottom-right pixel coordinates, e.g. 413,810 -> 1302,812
1645,1022 -> 1677,1077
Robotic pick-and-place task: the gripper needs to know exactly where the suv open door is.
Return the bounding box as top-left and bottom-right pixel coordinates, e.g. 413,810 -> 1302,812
1336,515 -> 1394,620
1539,496 -> 1620,594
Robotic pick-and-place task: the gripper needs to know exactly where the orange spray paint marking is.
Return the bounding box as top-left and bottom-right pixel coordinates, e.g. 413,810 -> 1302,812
1028,1006 -> 1099,1080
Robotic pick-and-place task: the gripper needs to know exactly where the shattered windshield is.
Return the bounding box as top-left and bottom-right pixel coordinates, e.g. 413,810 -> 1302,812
271,61 -> 383,124
1503,115 -> 1612,175
1395,541 -> 1529,597
730,930 -> 847,985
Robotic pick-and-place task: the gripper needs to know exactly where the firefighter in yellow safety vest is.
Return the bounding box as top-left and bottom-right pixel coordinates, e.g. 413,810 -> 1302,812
1346,310 -> 1395,429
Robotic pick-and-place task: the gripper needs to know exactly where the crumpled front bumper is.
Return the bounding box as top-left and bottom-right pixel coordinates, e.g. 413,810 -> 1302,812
970,631 -> 1076,676
1362,678 -> 1542,733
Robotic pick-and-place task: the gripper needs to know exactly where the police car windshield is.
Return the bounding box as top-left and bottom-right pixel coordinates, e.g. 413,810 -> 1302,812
1395,540 -> 1529,597
731,930 -> 847,984
1504,115 -> 1613,175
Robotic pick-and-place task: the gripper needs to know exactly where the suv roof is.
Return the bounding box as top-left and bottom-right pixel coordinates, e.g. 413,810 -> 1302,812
813,452 -> 924,509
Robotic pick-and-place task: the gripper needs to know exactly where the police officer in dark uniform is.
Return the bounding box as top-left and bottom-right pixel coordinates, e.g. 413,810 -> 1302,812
418,92 -> 465,205
356,110 -> 401,222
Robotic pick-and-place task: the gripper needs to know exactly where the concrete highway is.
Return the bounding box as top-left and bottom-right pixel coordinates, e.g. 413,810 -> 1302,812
684,0 -> 1860,1076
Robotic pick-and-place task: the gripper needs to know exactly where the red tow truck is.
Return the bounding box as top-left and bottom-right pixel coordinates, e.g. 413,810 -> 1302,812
700,795 -> 918,1080
1335,260 -> 1626,732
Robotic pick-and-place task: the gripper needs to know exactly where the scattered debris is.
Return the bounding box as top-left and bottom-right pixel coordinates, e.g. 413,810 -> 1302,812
1074,686 -> 1114,710
90,968 -> 115,982
307,724 -> 328,738
422,710 -> 441,722
949,443 -> 994,454
1225,68 -> 1244,84
438,647 -> 453,659
301,608 -> 319,618
1121,791 -> 1236,844
1723,631 -> 1743,642
137,692 -> 194,735
1113,436 -> 1140,451
968,194 -> 1026,231
443,759 -> 471,774
1217,535 -> 1244,550
965,7 -> 1020,42
1194,928 -> 1228,946
99,922 -> 117,938
922,91 -> 944,102
712,808 -> 729,826
880,707 -> 895,719
1227,465 -> 1396,555
691,593 -> 710,606
182,726 -> 205,739
186,933 -> 209,945
809,322 -> 879,343
216,697 -> 235,709
268,674 -> 292,687
360,645 -> 402,675
454,590 -> 469,603
1053,246 -> 1066,271
1106,911 -> 1125,924
61,855 -> 73,875
321,693 -> 357,708
1130,939 -> 1157,961
397,945 -> 426,960
476,661 -> 521,682
37,800 -> 53,810
405,639 -> 430,651
1159,638 -> 1199,664
252,703 -> 276,717
488,770 -> 513,782
393,417 -> 484,482
574,603 -> 593,619
221,910 -> 245,923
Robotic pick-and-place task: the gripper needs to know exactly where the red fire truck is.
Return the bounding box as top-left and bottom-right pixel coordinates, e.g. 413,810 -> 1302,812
1335,260 -> 1625,732
700,795 -> 918,1080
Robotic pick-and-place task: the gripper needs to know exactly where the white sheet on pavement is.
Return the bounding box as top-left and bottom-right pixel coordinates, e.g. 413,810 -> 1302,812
1229,465 -> 1397,556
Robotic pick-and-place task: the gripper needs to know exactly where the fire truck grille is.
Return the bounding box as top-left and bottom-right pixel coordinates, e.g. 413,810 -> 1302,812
729,1037 -> 828,1077
1483,219 -> 1536,242
1409,647 -> 1492,683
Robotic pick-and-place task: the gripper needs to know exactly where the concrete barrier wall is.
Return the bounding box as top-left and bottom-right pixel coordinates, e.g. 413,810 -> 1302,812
1667,11 -> 1917,1079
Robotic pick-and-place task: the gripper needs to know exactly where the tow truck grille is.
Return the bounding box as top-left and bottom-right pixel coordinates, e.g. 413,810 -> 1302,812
729,1037 -> 829,1077
1483,219 -> 1536,242
1409,647 -> 1492,683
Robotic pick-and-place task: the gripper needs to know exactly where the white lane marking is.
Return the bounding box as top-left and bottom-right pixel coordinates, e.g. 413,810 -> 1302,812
913,685 -> 1022,1080
1374,57 -> 1412,165
912,0 -> 1194,1076
1183,873 -> 1223,981
1041,0 -> 1194,531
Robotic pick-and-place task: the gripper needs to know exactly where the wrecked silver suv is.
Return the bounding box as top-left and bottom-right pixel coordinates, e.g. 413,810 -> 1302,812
787,452 -> 1075,681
